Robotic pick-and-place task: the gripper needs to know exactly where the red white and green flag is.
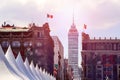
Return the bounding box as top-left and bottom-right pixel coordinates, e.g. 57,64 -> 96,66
47,14 -> 53,18
84,24 -> 87,29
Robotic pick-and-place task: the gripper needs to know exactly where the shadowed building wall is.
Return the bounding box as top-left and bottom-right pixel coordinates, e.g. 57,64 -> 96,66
81,32 -> 120,80
0,22 -> 54,74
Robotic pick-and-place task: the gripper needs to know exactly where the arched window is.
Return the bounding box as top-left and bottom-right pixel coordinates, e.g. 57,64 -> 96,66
24,41 -> 32,47
12,41 -> 20,47
1,41 -> 9,47
37,31 -> 44,38
24,42 -> 29,47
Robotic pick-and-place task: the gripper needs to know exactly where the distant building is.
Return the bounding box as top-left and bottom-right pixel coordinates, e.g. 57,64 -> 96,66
68,21 -> 79,79
81,32 -> 120,80
64,59 -> 73,80
52,36 -> 64,80
0,22 -> 54,74
78,67 -> 82,80
64,59 -> 69,80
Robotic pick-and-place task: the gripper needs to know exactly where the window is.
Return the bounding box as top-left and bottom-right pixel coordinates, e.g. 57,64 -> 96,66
1,41 -> 9,47
24,42 -> 29,47
36,42 -> 42,47
35,49 -> 38,54
96,70 -> 102,73
37,31 -> 44,38
96,43 -> 100,50
12,41 -> 20,47
97,66 -> 102,68
118,43 -> 120,50
24,41 -> 32,47
92,43 -> 96,50
113,43 -> 116,50
37,32 -> 40,37
96,74 -> 102,78
87,74 -> 92,78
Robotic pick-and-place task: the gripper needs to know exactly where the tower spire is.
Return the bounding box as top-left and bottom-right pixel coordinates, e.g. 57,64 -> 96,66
73,8 -> 74,25
71,8 -> 76,28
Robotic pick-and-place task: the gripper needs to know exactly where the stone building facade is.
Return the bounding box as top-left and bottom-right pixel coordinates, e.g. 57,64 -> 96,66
0,22 -> 54,74
52,36 -> 64,80
81,32 -> 120,80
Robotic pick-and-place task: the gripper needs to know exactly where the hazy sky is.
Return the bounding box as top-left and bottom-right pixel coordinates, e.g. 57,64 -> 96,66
1,0 -> 120,66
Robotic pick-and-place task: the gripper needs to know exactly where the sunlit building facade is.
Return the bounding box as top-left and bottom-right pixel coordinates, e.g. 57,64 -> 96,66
81,32 -> 120,80
52,36 -> 64,80
68,22 -> 79,79
0,22 -> 54,74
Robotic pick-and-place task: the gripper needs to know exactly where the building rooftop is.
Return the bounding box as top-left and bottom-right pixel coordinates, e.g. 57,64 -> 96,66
0,22 -> 50,32
0,27 -> 29,32
0,23 -> 30,32
82,32 -> 120,41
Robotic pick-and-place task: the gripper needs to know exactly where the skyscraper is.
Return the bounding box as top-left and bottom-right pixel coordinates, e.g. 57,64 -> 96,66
68,19 -> 79,79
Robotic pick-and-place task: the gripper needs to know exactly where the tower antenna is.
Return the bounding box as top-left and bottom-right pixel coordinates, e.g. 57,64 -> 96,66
73,8 -> 74,25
